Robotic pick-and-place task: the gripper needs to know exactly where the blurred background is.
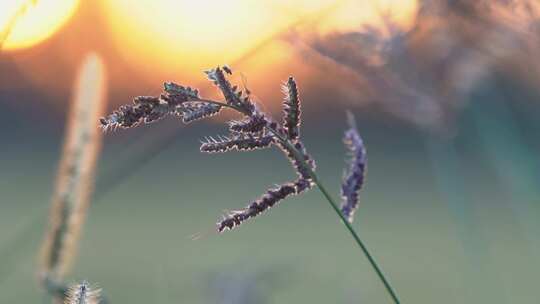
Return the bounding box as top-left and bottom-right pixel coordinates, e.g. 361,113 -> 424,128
1,0 -> 539,303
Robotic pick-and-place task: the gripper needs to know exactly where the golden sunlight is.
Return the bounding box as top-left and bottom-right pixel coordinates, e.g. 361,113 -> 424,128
100,0 -> 288,73
0,0 -> 79,51
100,0 -> 418,76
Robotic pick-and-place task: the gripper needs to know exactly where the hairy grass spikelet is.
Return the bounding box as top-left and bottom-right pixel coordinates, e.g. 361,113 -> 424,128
64,281 -> 101,304
217,178 -> 310,232
200,134 -> 273,153
99,95 -> 176,130
282,77 -> 301,140
340,112 -> 367,223
282,77 -> 300,140
276,140 -> 315,181
205,66 -> 255,114
163,82 -> 200,100
179,102 -> 222,123
228,113 -> 267,134
100,86 -> 222,130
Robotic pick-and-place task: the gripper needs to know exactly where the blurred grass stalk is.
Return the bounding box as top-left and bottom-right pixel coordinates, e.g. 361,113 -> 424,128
38,53 -> 106,299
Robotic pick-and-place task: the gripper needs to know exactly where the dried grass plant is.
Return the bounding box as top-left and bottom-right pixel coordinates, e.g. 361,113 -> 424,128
100,66 -> 400,303
39,53 -> 107,302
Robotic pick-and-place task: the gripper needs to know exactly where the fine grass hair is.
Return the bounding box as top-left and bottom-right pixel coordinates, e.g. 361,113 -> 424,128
64,281 -> 101,304
100,65 -> 401,303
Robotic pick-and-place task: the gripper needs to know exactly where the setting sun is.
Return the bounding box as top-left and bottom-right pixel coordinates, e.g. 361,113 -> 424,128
100,0 -> 418,76
100,0 -> 289,74
0,0 -> 79,50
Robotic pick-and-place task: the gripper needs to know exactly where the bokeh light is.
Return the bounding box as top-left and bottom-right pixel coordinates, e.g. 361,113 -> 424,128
0,0 -> 79,50
99,0 -> 418,76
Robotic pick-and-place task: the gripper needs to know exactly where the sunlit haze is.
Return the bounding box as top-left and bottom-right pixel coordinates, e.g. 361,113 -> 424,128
100,0 -> 418,75
0,0 -> 79,50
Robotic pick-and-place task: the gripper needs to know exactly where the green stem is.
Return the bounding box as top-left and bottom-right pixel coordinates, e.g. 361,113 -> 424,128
196,98 -> 401,303
273,132 -> 401,304
312,175 -> 401,304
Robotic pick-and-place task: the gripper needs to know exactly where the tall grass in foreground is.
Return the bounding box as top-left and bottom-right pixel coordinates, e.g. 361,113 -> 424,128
39,53 -> 106,303
101,66 -> 401,303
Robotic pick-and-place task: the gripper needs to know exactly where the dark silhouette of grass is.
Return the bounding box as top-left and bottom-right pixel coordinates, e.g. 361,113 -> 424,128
101,65 -> 400,303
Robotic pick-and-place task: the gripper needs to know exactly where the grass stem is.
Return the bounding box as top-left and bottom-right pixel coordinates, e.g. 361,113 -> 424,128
312,175 -> 401,304
271,128 -> 401,304
198,99 -> 401,303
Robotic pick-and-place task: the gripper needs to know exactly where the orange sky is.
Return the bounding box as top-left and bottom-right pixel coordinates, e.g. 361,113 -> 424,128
2,0 -> 540,133
0,0 -> 418,110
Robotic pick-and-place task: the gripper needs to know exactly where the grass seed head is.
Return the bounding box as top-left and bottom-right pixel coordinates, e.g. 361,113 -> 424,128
180,102 -> 222,123
340,112 -> 367,223
228,113 -> 267,134
200,134 -> 274,153
64,281 -> 101,304
102,65 -> 321,233
206,66 -> 255,114
282,76 -> 301,140
217,178 -> 311,232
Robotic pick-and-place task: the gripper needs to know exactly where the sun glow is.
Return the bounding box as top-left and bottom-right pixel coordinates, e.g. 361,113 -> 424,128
0,0 -> 79,50
100,0 -> 418,76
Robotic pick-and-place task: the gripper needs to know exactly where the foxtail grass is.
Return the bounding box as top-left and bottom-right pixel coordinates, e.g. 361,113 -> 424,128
101,65 -> 401,303
39,53 -> 107,302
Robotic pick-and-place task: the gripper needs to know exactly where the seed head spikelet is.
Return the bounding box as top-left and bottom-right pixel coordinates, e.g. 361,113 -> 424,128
200,134 -> 274,153
100,96 -> 171,130
222,64 -> 233,75
217,178 -> 310,232
228,113 -> 267,134
340,112 -> 367,223
179,102 -> 222,123
64,281 -> 101,304
282,77 -> 301,140
276,140 -> 315,181
163,82 -> 200,100
205,66 -> 255,114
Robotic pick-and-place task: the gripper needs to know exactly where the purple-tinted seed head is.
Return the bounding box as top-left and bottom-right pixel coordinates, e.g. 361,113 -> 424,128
340,112 -> 367,223
100,96 -> 166,130
163,82 -> 199,101
282,77 -> 301,140
276,140 -> 315,181
200,134 -> 273,153
206,66 -> 255,114
217,178 -> 311,232
179,102 -> 222,123
228,113 -> 267,134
